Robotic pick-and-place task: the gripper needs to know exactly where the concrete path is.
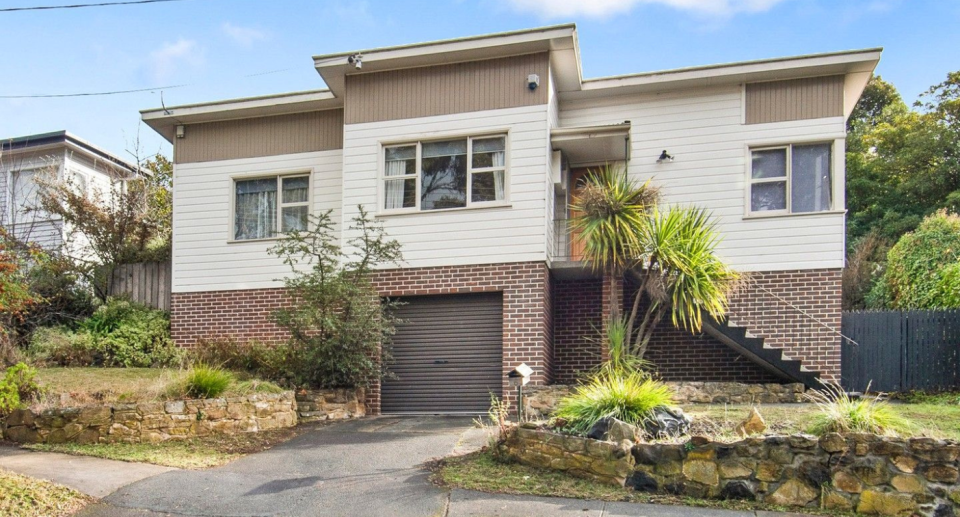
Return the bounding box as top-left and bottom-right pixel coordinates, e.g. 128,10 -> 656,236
0,446 -> 176,498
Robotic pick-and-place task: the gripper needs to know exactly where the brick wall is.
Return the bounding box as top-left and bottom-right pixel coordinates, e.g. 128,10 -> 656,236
553,278 -> 603,383
370,262 -> 554,414
171,288 -> 290,347
727,269 -> 843,382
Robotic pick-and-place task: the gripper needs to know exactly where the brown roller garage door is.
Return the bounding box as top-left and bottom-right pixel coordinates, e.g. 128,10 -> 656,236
381,293 -> 503,415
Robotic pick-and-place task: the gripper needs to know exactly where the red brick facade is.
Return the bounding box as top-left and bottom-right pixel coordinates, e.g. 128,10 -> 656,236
169,264 -> 840,413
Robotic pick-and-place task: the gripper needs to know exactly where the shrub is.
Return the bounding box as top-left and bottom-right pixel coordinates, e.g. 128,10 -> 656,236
934,262 -> 960,309
879,210 -> 960,309
806,382 -> 909,436
554,370 -> 674,436
0,363 -> 42,414
95,309 -> 180,368
232,379 -> 284,396
28,327 -> 98,366
181,365 -> 234,399
189,338 -> 291,385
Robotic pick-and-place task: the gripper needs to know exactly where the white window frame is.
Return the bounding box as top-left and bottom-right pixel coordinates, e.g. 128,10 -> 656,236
746,140 -> 838,217
379,133 -> 510,215
228,171 -> 312,243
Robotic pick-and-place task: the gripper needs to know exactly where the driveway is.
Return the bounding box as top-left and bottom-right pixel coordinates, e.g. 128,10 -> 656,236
78,416 -> 477,517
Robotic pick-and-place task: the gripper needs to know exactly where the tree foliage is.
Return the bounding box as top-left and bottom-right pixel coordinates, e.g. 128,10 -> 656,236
569,165 -> 739,360
872,210 -> 960,309
0,231 -> 44,365
34,154 -> 172,300
268,206 -> 402,389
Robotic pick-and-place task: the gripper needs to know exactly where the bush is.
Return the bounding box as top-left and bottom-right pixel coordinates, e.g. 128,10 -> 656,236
0,363 -> 42,414
806,382 -> 909,436
181,365 -> 234,399
232,379 -> 284,396
96,309 -> 179,368
189,338 -> 291,385
554,370 -> 674,436
28,327 -> 98,366
879,210 -> 960,309
934,262 -> 960,308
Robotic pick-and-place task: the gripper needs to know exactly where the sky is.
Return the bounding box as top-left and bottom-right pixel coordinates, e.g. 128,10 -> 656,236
0,0 -> 957,163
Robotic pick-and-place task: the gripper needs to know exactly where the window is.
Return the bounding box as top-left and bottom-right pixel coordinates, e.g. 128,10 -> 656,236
383,135 -> 507,212
10,169 -> 41,218
233,174 -> 309,240
749,143 -> 832,214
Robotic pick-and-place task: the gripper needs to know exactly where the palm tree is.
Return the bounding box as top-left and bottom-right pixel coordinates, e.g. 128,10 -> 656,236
569,164 -> 739,361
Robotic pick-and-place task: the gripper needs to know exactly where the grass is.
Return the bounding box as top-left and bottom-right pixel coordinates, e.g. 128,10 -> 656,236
683,402 -> 960,441
554,370 -> 674,435
432,450 -> 853,516
25,426 -> 305,469
0,469 -> 92,517
807,383 -> 911,436
31,367 -> 284,409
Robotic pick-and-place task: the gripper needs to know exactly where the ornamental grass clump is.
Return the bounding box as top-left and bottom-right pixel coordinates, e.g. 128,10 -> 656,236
182,365 -> 235,399
806,382 -> 910,436
554,370 -> 674,436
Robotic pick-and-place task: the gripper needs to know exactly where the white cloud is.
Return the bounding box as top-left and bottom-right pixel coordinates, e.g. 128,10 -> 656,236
149,38 -> 203,82
503,0 -> 788,18
221,22 -> 269,47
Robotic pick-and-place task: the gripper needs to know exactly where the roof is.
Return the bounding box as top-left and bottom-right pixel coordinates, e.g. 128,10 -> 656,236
140,24 -> 882,142
1,130 -> 137,173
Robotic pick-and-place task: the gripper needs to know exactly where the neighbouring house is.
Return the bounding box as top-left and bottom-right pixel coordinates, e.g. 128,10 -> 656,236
0,130 -> 136,253
141,24 -> 880,415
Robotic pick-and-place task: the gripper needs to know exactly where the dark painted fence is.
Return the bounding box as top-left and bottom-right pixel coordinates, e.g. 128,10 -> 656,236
841,310 -> 960,392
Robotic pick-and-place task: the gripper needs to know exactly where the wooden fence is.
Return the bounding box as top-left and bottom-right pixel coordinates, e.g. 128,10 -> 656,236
108,261 -> 172,311
841,310 -> 960,392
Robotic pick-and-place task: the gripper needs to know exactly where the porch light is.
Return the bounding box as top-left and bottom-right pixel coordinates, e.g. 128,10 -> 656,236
657,150 -> 674,163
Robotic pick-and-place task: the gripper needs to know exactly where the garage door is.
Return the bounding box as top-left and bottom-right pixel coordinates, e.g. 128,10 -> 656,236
381,293 -> 503,415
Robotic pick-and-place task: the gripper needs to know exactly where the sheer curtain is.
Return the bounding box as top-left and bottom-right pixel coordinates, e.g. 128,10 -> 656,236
235,179 -> 277,240
492,149 -> 505,200
385,160 -> 406,210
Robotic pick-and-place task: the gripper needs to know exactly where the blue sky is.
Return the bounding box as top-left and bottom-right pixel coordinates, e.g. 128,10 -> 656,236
1,0 -> 957,162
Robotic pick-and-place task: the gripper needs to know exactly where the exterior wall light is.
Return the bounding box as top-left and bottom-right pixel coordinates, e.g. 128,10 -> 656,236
527,74 -> 540,91
657,150 -> 674,163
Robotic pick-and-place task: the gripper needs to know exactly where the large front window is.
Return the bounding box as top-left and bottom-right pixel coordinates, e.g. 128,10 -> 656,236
383,135 -> 507,212
233,174 -> 309,240
749,143 -> 833,214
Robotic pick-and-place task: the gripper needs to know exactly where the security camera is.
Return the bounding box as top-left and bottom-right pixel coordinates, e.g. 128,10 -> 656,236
527,74 -> 540,91
348,54 -> 362,70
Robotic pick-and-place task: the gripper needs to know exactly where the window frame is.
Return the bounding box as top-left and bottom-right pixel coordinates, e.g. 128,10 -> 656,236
378,132 -> 510,215
746,140 -> 837,217
229,171 -> 312,243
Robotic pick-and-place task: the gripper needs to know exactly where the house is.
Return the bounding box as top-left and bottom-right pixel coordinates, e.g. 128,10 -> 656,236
0,131 -> 136,252
141,24 -> 880,415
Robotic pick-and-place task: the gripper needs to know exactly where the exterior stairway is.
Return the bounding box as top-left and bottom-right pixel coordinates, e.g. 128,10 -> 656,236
702,316 -> 823,388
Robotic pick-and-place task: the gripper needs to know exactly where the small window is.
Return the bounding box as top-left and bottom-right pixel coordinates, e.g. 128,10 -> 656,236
749,143 -> 832,214
382,135 -> 507,212
234,174 -> 309,240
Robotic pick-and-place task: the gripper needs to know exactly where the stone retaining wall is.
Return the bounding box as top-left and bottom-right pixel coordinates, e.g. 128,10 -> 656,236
503,427 -> 960,516
1,392 -> 298,444
523,382 -> 805,419
295,388 -> 365,421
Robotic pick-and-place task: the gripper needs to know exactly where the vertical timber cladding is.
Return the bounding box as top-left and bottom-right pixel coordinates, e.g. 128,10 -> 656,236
382,293 -> 503,414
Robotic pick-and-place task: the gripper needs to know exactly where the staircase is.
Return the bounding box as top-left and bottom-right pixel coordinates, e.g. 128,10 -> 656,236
703,316 -> 823,388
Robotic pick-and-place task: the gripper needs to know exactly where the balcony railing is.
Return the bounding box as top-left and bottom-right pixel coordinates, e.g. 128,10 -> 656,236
552,219 -> 579,263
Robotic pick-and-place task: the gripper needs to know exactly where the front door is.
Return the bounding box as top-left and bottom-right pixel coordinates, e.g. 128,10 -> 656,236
568,168 -> 593,261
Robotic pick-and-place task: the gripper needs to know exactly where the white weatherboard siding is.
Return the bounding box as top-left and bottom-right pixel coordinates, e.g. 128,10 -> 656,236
341,104 -> 550,268
172,150 -> 343,293
560,85 -> 847,272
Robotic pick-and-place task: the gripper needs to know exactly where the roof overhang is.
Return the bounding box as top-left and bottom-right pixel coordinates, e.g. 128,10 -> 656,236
140,90 -> 341,143
313,24 -> 582,97
1,130 -> 136,173
565,48 -> 882,119
551,123 -> 631,166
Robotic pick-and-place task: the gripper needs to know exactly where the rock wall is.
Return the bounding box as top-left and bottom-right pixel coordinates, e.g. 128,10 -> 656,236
504,427 -> 960,516
295,388 -> 365,421
1,392 -> 299,444
502,424 -> 635,486
523,382 -> 805,419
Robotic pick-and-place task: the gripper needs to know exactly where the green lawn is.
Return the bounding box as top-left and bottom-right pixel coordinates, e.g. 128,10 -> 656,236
0,469 -> 91,517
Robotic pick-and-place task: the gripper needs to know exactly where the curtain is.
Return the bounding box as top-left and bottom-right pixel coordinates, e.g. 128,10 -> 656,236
235,179 -> 277,240
492,149 -> 505,201
385,160 -> 407,209
791,144 -> 832,213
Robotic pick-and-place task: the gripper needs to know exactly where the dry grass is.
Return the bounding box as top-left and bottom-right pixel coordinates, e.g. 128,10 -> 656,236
26,426 -> 307,469
0,469 -> 92,517
682,403 -> 960,442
